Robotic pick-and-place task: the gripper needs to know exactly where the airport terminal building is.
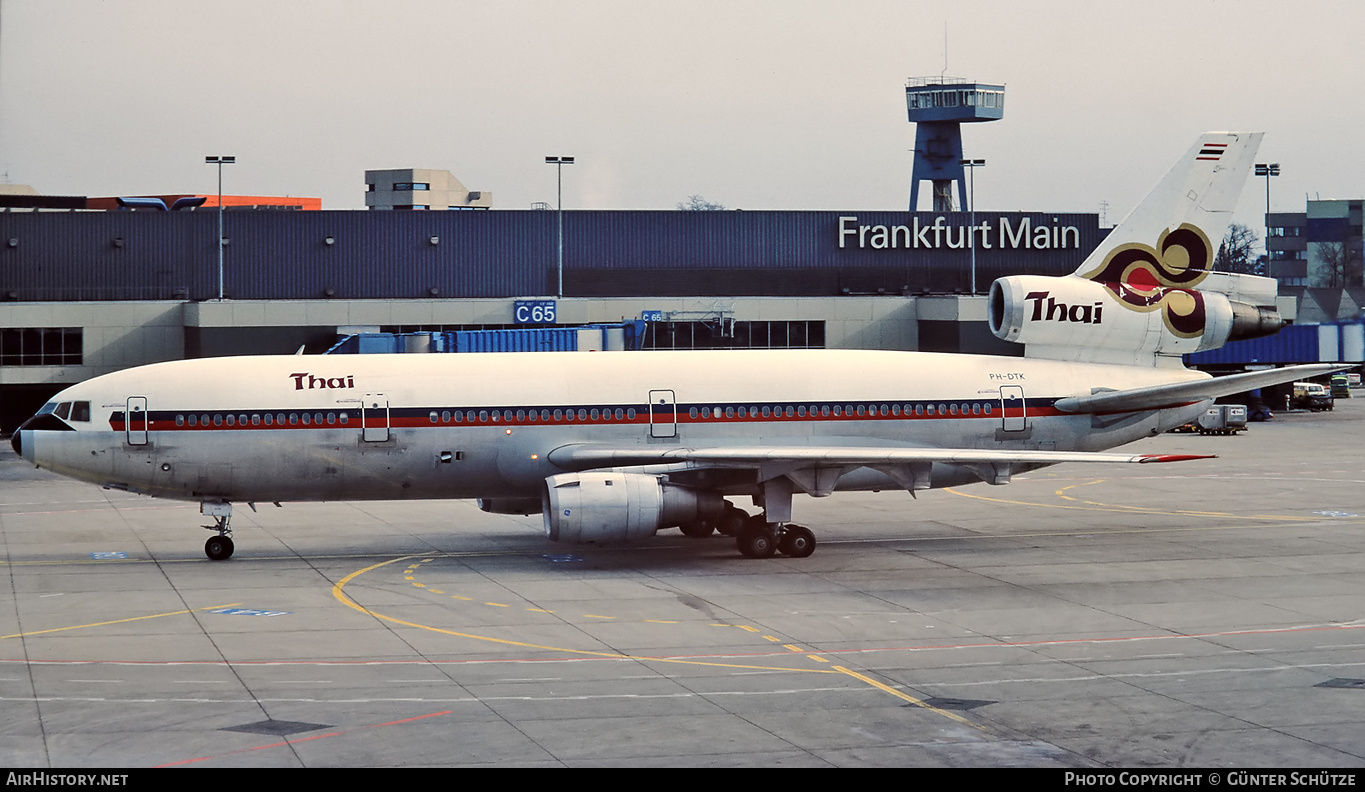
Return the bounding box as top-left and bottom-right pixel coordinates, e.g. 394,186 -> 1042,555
0,204 -> 1107,430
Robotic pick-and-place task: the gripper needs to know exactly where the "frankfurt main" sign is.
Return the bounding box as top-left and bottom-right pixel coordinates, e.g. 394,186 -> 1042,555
838,215 -> 1082,251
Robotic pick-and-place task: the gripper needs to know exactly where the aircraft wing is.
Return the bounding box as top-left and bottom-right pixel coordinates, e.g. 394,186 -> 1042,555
548,444 -> 1212,493
548,444 -> 1211,471
1053,363 -> 1348,414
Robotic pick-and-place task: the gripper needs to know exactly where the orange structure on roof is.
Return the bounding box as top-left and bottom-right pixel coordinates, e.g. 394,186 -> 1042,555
86,194 -> 322,211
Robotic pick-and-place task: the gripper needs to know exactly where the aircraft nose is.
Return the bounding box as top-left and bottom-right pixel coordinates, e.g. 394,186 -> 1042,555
10,413 -> 43,462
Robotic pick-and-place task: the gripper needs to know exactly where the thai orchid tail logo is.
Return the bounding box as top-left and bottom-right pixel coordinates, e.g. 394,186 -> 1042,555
1080,223 -> 1212,339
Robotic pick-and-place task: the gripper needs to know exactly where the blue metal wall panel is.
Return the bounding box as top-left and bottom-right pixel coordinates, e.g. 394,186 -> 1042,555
357,334 -> 400,354
1184,323 -> 1364,365
1,209 -> 1101,301
455,328 -> 579,353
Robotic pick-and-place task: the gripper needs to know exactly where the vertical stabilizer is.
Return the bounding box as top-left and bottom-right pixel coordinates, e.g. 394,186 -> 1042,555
1074,132 -> 1262,280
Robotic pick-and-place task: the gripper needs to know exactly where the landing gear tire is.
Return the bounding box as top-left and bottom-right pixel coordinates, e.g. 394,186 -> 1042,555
680,521 -> 714,538
714,505 -> 747,537
737,521 -> 777,559
778,525 -> 816,558
205,535 -> 235,561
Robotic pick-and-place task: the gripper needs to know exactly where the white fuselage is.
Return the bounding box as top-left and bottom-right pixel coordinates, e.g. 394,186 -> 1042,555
17,349 -> 1211,504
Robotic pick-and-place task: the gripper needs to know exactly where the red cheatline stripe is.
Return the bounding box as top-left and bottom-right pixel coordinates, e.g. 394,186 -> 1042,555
113,400 -> 1081,434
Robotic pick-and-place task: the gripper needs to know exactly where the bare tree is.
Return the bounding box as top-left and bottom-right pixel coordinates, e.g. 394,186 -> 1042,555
677,195 -> 726,211
1214,222 -> 1260,275
1312,241 -> 1349,288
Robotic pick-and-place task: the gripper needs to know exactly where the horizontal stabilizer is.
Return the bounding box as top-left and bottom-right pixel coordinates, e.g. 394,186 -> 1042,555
1054,363 -> 1348,414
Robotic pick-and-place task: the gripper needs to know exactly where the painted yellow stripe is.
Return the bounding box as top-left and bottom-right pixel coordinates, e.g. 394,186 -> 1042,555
1,603 -> 243,640
1056,481 -> 1099,501
330,557 -> 837,673
833,665 -> 986,732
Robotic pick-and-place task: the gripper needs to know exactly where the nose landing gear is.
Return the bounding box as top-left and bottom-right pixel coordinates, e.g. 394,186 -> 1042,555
201,501 -> 234,561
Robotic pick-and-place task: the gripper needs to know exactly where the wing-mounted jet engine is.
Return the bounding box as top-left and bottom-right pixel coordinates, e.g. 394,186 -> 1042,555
542,472 -> 727,544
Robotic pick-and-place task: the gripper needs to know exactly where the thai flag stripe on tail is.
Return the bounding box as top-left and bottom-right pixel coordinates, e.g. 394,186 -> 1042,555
1197,143 -> 1228,161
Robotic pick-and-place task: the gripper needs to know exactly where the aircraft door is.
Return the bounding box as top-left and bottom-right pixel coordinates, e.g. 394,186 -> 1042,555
126,397 -> 149,446
648,389 -> 677,438
362,394 -> 389,442
999,386 -> 1027,432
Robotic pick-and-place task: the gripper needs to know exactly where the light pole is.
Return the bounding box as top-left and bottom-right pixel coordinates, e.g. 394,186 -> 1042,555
545,156 -> 574,298
960,158 -> 985,293
205,155 -> 236,301
1255,163 -> 1280,278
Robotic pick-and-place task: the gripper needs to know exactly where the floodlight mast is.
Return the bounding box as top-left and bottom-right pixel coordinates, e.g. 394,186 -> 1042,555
545,156 -> 575,298
205,155 -> 236,301
1256,163 -> 1280,277
960,158 -> 985,293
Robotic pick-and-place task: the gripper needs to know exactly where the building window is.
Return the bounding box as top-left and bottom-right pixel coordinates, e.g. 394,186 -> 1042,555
642,320 -> 825,350
1,328 -> 82,366
392,183 -> 430,191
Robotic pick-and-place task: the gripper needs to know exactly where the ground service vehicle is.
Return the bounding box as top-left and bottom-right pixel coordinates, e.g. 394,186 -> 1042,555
1292,382 -> 1334,411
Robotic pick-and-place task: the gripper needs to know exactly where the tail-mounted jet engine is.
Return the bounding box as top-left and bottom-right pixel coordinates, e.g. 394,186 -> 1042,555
542,472 -> 726,544
989,274 -> 1283,363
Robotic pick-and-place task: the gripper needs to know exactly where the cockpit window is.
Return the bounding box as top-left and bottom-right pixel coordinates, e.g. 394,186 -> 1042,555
71,402 -> 90,422
54,402 -> 72,420
37,402 -> 57,415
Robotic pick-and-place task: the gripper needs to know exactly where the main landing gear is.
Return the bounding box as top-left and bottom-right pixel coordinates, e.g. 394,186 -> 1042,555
680,504 -> 818,559
201,501 -> 234,561
736,517 -> 815,559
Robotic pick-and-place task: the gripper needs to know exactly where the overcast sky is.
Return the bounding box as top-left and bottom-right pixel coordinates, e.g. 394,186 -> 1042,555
1,0 -> 1361,231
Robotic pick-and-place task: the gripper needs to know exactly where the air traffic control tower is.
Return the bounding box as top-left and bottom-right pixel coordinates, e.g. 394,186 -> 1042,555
906,77 -> 1005,211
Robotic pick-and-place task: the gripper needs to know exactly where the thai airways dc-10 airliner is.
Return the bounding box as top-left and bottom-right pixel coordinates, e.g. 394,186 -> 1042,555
11,132 -> 1338,561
